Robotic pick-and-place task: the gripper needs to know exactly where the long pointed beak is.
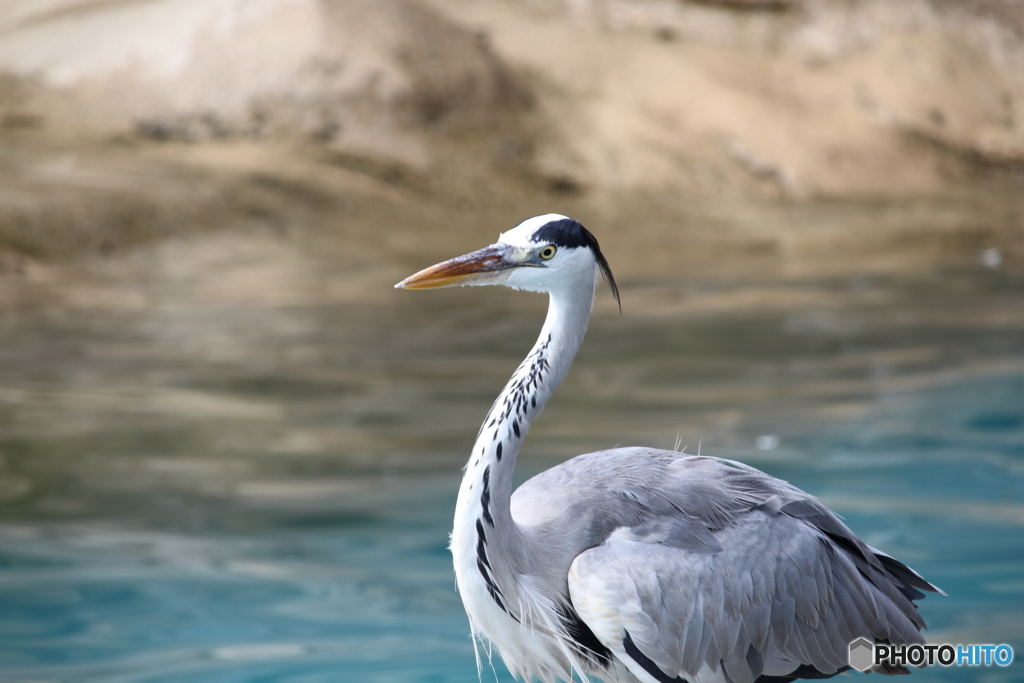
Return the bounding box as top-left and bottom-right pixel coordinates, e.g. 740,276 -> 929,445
395,244 -> 520,290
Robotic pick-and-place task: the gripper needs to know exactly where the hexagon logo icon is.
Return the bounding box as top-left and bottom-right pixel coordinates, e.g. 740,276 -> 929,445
848,637 -> 874,672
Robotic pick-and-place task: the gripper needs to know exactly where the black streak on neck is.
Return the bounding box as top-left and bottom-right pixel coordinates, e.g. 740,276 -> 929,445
475,507 -> 519,622
480,466 -> 494,527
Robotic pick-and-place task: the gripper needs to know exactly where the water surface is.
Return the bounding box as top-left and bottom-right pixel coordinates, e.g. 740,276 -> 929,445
0,214 -> 1021,682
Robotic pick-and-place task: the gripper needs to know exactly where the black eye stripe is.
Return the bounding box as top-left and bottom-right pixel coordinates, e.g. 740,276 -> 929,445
526,217 -> 620,310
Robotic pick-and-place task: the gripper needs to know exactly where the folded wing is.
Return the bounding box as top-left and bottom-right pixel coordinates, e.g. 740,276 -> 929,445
568,489 -> 938,683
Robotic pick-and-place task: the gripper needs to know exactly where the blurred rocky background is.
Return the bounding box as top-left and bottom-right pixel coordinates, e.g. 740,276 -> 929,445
1,0 -> 1022,280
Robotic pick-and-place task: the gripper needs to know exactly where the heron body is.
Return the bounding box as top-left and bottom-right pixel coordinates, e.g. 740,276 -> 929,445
396,215 -> 940,683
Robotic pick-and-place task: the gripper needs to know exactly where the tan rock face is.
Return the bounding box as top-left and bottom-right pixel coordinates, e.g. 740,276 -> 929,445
0,0 -> 531,157
3,0 -> 1023,198
0,0 -> 1022,270
438,0 -> 1024,197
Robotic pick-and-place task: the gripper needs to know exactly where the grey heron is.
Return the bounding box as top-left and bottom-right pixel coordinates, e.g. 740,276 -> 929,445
396,214 -> 940,683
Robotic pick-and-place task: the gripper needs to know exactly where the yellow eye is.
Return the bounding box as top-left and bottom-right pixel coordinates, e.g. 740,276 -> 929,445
539,244 -> 557,260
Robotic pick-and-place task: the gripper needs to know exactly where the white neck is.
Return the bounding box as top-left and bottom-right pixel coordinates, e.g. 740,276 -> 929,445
450,267 -> 597,628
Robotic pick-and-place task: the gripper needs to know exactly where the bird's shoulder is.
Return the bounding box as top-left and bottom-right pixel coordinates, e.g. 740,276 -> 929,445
511,447 -> 811,531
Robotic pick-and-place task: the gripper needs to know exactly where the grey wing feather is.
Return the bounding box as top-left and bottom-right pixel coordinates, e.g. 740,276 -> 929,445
561,452 -> 939,683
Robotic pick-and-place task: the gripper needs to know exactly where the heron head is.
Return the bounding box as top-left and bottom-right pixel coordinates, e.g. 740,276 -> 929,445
395,214 -> 619,306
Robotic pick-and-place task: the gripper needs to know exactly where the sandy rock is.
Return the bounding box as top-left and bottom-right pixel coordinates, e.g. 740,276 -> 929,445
441,0 -> 1024,197
0,0 -> 531,163
1,0 -> 1023,203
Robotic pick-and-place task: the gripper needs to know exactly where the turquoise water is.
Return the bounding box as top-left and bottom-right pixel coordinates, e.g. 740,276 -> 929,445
0,264 -> 1022,682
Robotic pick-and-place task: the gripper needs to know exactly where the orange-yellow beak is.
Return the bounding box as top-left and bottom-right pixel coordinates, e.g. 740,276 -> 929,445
395,244 -> 520,290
